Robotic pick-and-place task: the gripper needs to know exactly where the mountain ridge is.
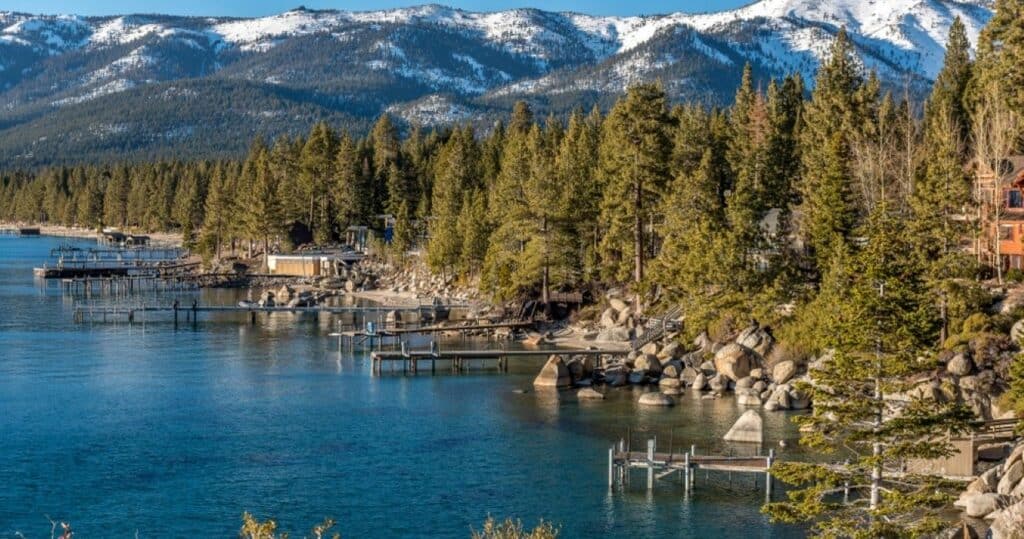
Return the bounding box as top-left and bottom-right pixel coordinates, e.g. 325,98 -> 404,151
0,0 -> 994,165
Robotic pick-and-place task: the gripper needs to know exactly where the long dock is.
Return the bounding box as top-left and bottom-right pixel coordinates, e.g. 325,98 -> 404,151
73,301 -> 467,324
609,437 -> 777,499
369,346 -> 629,374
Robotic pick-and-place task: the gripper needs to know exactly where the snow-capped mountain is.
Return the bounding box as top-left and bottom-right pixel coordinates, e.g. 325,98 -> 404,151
0,0 -> 994,165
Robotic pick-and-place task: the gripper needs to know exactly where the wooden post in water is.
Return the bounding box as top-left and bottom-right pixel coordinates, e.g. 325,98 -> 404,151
647,438 -> 655,490
608,446 -> 614,487
766,449 -> 775,501
684,450 -> 691,494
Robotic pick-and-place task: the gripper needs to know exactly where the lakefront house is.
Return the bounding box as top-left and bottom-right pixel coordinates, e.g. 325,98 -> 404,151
978,156 -> 1024,271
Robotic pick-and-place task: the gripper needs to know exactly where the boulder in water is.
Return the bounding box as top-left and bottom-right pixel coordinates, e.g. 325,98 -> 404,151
638,392 -> 675,407
724,410 -> 763,443
577,387 -> 605,400
533,355 -> 572,388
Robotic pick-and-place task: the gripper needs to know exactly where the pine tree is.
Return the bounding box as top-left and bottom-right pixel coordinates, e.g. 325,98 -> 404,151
102,169 -> 129,228
797,29 -> 865,272
239,140 -> 282,266
596,84 -> 673,298
765,207 -> 974,537
912,18 -> 977,343
199,164 -> 232,261
557,108 -> 602,282
299,122 -> 338,244
334,132 -> 366,233
972,0 -> 1024,116
427,127 -> 479,278
371,114 -> 401,215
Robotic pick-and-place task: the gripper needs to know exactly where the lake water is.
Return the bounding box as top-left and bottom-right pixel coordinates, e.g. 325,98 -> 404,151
0,235 -> 806,538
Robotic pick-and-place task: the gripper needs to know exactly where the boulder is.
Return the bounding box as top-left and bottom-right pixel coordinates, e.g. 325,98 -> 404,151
736,325 -> 774,357
659,341 -> 682,360
788,389 -> 811,410
692,373 -> 708,391
596,327 -> 631,342
734,376 -> 755,389
659,376 -> 682,389
600,308 -> 618,329
749,368 -> 764,379
963,492 -> 1005,518
714,343 -> 755,382
1012,319 -> 1024,344
616,307 -> 633,325
577,387 -> 605,400
947,353 -> 974,377
605,369 -> 628,387
997,460 -> 1024,495
989,499 -> 1024,539
699,361 -> 716,375
634,354 -> 662,375
724,410 -> 764,443
681,367 -> 700,385
772,360 -> 797,384
277,285 -> 294,302
609,297 -> 629,313
533,355 -> 572,388
345,279 -> 357,292
764,400 -> 781,412
693,331 -> 713,352
638,392 -> 675,407
661,363 -> 681,379
640,342 -> 660,356
752,381 -> 767,393
708,374 -> 727,392
628,371 -> 647,385
737,393 -> 762,406
566,357 -> 593,383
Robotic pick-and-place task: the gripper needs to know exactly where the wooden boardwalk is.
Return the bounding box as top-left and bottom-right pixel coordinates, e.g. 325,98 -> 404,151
369,346 -> 629,374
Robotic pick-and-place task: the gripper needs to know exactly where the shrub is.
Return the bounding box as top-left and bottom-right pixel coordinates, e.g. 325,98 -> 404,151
471,517 -> 559,539
1008,268 -> 1024,283
962,313 -> 992,334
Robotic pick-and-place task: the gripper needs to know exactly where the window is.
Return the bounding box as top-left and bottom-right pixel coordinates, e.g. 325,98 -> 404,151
1000,225 -> 1014,240
1008,189 -> 1023,208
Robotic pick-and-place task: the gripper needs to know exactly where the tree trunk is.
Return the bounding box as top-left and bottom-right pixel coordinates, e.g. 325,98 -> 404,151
541,215 -> 549,306
633,178 -> 644,313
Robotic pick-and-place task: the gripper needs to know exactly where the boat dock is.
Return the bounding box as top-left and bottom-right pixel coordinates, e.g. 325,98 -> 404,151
369,346 -> 629,374
609,436 -> 777,499
0,226 -> 40,236
72,301 -> 466,325
332,320 -> 535,349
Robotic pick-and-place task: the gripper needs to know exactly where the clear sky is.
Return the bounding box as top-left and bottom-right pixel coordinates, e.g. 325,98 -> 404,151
4,0 -> 753,18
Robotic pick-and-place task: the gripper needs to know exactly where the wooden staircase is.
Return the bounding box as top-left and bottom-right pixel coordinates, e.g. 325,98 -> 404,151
632,305 -> 683,352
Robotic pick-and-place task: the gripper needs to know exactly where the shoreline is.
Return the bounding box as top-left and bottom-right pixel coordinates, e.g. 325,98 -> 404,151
0,221 -> 183,247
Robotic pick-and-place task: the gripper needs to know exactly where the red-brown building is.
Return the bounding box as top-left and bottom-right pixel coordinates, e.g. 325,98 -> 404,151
979,156 -> 1024,270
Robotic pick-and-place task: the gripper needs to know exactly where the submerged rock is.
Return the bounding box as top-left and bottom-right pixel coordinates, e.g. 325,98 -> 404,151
577,387 -> 605,400
638,392 -> 675,407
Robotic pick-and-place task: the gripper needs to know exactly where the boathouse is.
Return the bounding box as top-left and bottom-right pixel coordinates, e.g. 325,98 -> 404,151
267,250 -> 365,277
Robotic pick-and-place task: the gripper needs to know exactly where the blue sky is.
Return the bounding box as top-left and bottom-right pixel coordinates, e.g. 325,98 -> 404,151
4,0 -> 752,17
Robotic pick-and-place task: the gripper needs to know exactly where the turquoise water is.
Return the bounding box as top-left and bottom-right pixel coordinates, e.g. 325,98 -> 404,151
0,236 -> 805,538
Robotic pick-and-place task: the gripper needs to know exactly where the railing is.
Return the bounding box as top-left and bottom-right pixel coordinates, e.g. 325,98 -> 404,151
631,304 -> 683,351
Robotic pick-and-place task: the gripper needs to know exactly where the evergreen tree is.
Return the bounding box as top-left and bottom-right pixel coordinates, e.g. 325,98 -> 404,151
334,132 -> 367,233
972,0 -> 1024,116
102,169 -> 129,228
596,83 -> 673,297
299,122 -> 338,244
427,127 -> 479,278
199,164 -> 232,260
913,18 -> 977,343
239,140 -> 283,266
765,207 -> 974,537
797,29 -> 865,272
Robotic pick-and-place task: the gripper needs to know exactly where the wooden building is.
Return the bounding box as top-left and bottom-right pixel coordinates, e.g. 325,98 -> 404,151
978,156 -> 1024,271
267,251 -> 365,277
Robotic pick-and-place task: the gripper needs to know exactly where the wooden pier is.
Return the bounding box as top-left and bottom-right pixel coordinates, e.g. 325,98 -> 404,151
0,226 -> 40,236
73,301 -> 467,325
609,436 -> 777,500
369,346 -> 629,374
332,320 -> 535,349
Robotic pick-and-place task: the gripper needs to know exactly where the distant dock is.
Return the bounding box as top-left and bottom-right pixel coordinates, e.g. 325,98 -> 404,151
369,346 -> 629,374
0,226 -> 40,236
